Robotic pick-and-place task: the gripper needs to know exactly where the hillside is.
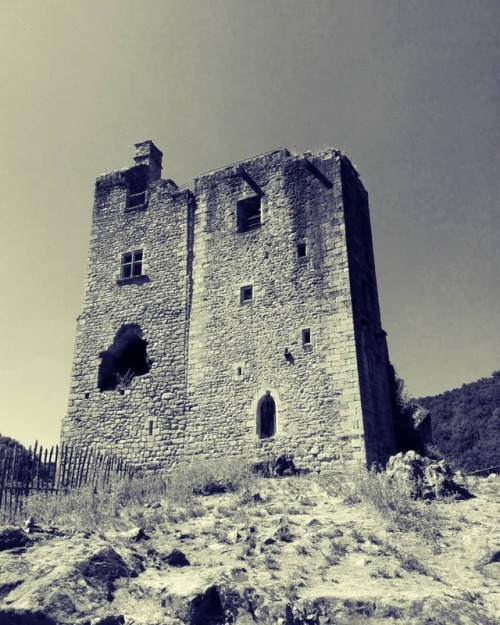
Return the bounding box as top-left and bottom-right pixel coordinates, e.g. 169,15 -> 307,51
418,372 -> 500,473
0,462 -> 499,624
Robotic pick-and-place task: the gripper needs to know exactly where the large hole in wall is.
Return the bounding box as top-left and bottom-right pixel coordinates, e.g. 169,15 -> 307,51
98,324 -> 150,391
126,164 -> 149,209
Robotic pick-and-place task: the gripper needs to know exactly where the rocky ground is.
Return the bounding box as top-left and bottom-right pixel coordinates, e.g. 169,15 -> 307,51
0,470 -> 499,624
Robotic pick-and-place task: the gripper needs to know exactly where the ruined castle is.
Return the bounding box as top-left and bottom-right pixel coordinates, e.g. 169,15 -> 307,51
61,141 -> 396,469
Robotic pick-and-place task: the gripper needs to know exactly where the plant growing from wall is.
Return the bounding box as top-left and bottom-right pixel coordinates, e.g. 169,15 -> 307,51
115,369 -> 135,394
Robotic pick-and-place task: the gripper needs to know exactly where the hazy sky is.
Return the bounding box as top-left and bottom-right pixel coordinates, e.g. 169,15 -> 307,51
0,0 -> 498,448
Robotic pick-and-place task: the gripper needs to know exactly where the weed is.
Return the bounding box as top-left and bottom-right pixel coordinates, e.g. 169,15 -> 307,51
370,566 -> 392,579
463,590 -> 482,603
368,533 -> 383,546
299,496 -> 316,507
264,554 -> 280,570
215,505 -> 234,517
296,544 -> 310,556
330,539 -> 348,558
284,582 -> 299,603
318,527 -> 343,540
276,524 -> 294,543
351,528 -> 365,544
390,548 -> 428,575
380,605 -> 404,618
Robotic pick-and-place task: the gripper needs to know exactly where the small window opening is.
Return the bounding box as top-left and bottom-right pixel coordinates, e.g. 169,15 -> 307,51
237,196 -> 261,232
121,250 -> 143,279
297,242 -> 307,258
302,328 -> 311,346
237,366 -> 242,376
98,323 -> 150,391
240,285 -> 253,304
148,420 -> 154,437
84,392 -> 90,399
257,391 -> 276,439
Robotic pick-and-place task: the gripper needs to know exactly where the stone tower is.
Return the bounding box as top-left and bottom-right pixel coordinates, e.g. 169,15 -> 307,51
61,141 -> 396,469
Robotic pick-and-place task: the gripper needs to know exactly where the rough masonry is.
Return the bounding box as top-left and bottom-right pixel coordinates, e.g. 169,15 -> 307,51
61,141 -> 397,470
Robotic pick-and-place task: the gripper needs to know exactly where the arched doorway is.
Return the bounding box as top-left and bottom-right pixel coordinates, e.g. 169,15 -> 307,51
257,391 -> 276,439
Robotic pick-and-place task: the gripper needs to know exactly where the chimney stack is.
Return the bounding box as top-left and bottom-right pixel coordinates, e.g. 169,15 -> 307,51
134,140 -> 163,182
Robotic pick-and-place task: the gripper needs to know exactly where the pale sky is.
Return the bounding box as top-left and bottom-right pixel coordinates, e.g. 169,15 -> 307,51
0,0 -> 498,448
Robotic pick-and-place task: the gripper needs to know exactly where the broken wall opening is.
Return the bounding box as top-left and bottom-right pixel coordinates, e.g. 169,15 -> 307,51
125,164 -> 149,209
98,324 -> 150,391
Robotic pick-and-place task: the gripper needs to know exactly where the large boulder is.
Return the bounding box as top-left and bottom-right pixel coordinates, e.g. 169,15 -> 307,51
386,451 -> 472,500
0,535 -> 131,625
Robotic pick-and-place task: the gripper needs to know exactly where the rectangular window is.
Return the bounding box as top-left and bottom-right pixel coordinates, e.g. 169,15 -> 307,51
302,328 -> 311,346
237,196 -> 261,232
297,242 -> 307,258
240,285 -> 253,304
121,249 -> 143,279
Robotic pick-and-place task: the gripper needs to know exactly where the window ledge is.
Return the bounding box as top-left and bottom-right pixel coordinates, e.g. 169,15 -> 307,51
116,275 -> 150,286
236,225 -> 262,234
124,203 -> 148,213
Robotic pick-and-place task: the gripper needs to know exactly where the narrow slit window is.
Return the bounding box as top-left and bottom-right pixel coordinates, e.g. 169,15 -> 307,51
237,196 -> 261,232
121,250 -> 143,279
302,328 -> 311,346
148,420 -> 154,437
237,366 -> 242,376
297,242 -> 307,258
240,285 -> 253,304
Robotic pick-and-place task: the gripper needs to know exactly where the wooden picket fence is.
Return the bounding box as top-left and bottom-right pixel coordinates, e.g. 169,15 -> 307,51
0,443 -> 133,523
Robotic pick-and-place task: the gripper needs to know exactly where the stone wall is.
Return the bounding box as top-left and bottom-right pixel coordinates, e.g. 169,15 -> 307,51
60,142 -> 396,469
61,144 -> 193,465
341,158 -> 396,465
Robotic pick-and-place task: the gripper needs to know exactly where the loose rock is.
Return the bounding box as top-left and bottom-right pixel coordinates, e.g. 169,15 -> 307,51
0,527 -> 31,552
162,549 -> 190,567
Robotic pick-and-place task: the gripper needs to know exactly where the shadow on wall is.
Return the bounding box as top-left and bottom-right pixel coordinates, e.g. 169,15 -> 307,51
98,324 -> 151,391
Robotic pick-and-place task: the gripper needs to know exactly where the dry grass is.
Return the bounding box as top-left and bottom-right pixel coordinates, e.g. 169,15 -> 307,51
18,456 -> 254,532
323,466 -> 444,544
